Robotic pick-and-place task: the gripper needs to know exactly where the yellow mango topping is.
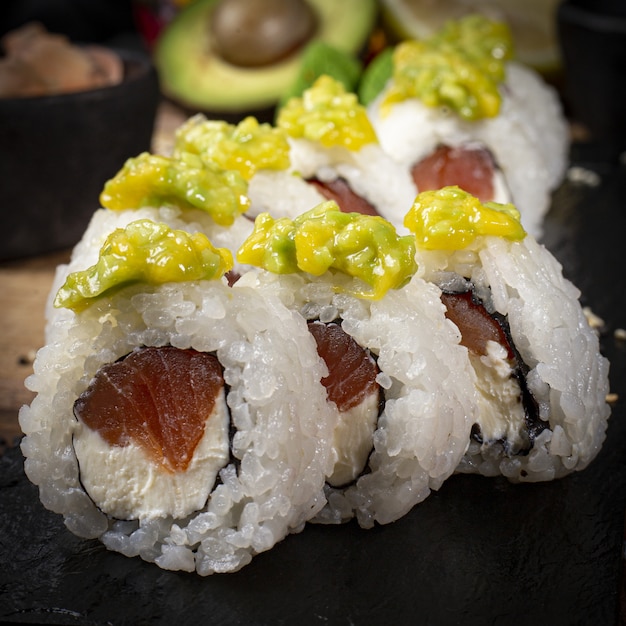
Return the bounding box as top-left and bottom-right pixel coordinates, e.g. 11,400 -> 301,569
404,186 -> 526,250
54,220 -> 233,312
173,114 -> 291,180
238,201 -> 416,300
276,75 -> 378,151
100,152 -> 250,226
382,15 -> 513,120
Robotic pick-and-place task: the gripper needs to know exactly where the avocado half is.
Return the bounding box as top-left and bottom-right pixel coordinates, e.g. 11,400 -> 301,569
154,0 -> 377,115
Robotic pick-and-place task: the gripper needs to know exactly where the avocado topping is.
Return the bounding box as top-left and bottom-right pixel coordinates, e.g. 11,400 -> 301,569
404,186 -> 526,250
381,15 -> 514,120
100,152 -> 250,225
237,200 -> 417,299
277,75 -> 378,150
54,220 -> 233,312
173,114 -> 291,180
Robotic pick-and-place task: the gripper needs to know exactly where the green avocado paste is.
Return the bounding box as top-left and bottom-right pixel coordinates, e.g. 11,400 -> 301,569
55,220 -> 233,312
238,200 -> 417,299
382,15 -> 514,120
404,186 -> 526,250
100,152 -> 250,225
277,75 -> 378,150
173,115 -> 291,180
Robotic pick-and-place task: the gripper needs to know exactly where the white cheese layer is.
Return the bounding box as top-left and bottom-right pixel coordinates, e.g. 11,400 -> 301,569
74,387 -> 230,521
327,391 -> 379,488
471,340 -> 527,453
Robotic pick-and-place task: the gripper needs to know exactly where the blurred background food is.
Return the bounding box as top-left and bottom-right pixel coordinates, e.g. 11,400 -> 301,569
0,22 -> 123,98
0,1 -> 160,261
0,0 -> 624,261
146,0 -> 565,120
0,0 -> 570,131
152,0 -> 378,120
2,0 -> 619,125
379,0 -> 563,76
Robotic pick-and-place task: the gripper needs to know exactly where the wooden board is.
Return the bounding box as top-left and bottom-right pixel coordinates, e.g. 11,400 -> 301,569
0,249 -> 70,450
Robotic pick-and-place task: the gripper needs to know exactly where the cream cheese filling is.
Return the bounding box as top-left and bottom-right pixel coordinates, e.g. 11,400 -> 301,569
327,391 -> 379,488
74,387 -> 230,521
471,339 -> 527,453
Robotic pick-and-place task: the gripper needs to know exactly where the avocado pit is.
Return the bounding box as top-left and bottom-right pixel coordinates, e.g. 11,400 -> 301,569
210,0 -> 318,67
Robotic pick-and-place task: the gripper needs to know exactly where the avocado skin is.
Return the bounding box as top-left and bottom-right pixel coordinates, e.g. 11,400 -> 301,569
154,0 -> 377,118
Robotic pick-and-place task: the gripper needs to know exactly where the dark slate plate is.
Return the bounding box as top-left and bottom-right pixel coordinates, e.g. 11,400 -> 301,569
1,151 -> 625,626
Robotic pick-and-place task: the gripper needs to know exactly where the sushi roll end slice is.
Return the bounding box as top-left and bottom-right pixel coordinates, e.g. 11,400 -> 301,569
20,220 -> 336,574
405,186 -> 611,482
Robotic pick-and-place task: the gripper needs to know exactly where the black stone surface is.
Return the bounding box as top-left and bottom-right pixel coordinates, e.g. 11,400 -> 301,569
1,153 -> 625,626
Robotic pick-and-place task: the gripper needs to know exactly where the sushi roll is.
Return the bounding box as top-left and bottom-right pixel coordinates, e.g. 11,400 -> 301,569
44,149 -> 255,336
367,15 -> 569,239
237,201 -> 477,528
98,149 -> 255,258
404,186 -> 611,481
45,112 -> 329,337
173,113 -> 327,221
275,75 -> 418,229
19,219 -> 335,575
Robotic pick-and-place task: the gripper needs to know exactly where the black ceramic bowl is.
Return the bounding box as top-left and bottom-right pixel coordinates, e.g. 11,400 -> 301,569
0,48 -> 160,261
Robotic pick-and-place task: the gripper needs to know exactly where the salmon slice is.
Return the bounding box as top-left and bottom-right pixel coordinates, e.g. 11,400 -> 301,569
440,289 -> 544,451
74,346 -> 225,473
307,320 -> 381,487
225,270 -> 241,286
307,320 -> 380,412
411,144 -> 496,202
307,177 -> 380,216
440,291 -> 514,360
